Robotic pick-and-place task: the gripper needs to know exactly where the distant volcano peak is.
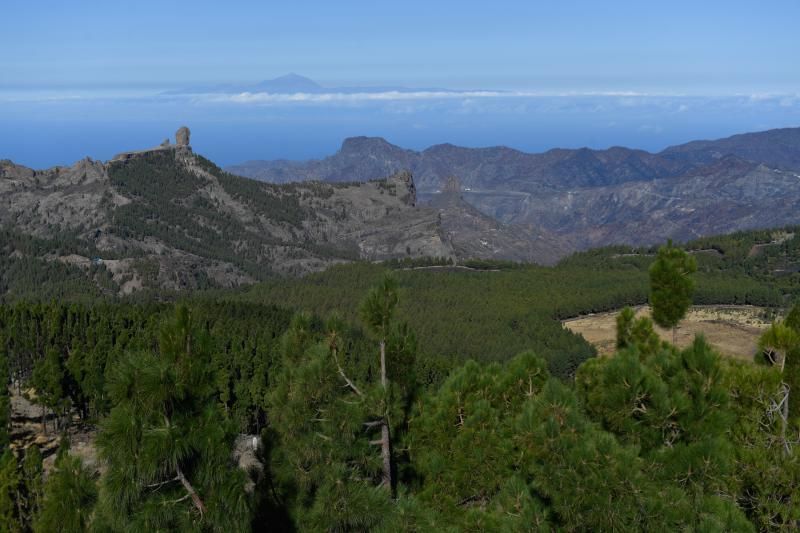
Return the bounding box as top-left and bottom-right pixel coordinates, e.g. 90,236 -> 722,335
253,73 -> 323,93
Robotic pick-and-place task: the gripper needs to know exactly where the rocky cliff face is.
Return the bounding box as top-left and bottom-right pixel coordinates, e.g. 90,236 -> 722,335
1,141 -> 551,295
0,157 -> 113,238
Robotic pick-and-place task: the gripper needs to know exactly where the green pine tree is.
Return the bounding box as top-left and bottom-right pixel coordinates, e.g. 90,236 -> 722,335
723,360 -> 800,527
266,314 -> 397,530
358,274 -> 399,491
33,445 -> 96,533
94,306 -> 252,531
649,240 -> 697,344
22,446 -> 43,525
758,318 -> 800,454
785,303 -> 800,428
30,347 -> 65,435
0,450 -> 21,532
408,351 -> 551,529
0,336 -> 9,450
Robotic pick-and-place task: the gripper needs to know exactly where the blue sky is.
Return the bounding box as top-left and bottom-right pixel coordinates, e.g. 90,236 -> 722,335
3,0 -> 798,92
1,1 -> 799,168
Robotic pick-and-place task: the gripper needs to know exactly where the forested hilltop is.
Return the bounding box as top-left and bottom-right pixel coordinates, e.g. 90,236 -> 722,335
1,227 -> 800,530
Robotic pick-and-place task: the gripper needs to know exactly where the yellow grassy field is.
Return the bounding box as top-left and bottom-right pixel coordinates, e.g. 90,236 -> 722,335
563,305 -> 777,360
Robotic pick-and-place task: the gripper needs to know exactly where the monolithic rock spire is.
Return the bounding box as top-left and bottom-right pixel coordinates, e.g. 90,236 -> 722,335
176,126 -> 191,147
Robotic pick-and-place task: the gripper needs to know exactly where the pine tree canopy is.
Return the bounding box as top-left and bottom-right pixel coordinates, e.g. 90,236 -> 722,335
649,240 -> 697,330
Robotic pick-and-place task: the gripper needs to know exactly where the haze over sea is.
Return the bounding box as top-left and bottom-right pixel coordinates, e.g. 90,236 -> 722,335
2,0 -> 799,169
3,86 -> 800,169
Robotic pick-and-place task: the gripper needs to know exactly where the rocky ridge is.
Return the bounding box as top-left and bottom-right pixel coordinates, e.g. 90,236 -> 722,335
1,129 -> 555,295
226,127 -> 800,251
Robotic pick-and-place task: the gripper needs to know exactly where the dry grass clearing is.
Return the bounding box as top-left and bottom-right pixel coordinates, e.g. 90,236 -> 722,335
563,305 -> 777,360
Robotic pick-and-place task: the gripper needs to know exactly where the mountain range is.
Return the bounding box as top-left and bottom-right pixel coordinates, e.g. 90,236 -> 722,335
0,131 -> 558,296
2,126 -> 800,296
227,127 -> 800,249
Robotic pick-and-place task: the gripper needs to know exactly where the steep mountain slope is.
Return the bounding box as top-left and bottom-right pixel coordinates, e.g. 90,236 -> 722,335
228,128 -> 800,192
1,135 -> 559,296
227,127 -> 800,252
228,137 -> 417,185
427,192 -> 572,264
502,159 -> 800,249
228,136 -> 692,191
661,127 -> 800,169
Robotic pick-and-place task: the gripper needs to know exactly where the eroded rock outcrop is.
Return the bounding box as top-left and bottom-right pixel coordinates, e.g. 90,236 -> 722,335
176,126 -> 191,147
389,170 -> 416,206
112,127 -> 191,162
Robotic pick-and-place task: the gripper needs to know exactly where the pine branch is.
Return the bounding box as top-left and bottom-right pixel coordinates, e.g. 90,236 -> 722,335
331,347 -> 363,396
175,465 -> 207,516
146,476 -> 180,491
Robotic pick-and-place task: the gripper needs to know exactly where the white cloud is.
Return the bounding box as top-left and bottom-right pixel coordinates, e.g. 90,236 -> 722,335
210,90 -> 512,104
197,89 -> 662,105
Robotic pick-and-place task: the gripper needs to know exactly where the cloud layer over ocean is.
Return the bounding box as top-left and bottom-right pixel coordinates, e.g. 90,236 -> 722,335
1,84 -> 798,169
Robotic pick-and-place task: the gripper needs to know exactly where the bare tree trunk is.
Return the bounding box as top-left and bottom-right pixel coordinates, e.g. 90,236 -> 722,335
672,326 -> 677,346
380,339 -> 387,388
42,406 -> 47,435
381,423 -> 392,488
379,339 -> 393,491
777,352 -> 791,455
782,385 -> 790,455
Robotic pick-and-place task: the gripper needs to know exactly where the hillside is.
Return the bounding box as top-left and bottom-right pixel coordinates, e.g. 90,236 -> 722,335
226,135 -> 692,190
0,130 -> 560,297
228,128 -> 800,251
661,127 -> 800,169
487,158 -> 800,249
4,210 -> 800,531
231,226 -> 800,371
229,127 -> 800,191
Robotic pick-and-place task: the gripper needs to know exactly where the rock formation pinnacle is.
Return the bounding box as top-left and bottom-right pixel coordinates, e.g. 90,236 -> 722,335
176,126 -> 191,147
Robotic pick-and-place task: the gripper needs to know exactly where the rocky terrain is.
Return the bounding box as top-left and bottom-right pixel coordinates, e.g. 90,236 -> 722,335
427,191 -> 571,264
227,135 -> 691,190
4,126 -> 800,297
469,157 -> 800,249
0,128 -> 553,296
228,127 -> 800,250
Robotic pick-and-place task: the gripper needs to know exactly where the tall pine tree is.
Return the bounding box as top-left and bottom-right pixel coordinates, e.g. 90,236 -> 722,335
95,306 -> 252,531
649,240 -> 697,344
